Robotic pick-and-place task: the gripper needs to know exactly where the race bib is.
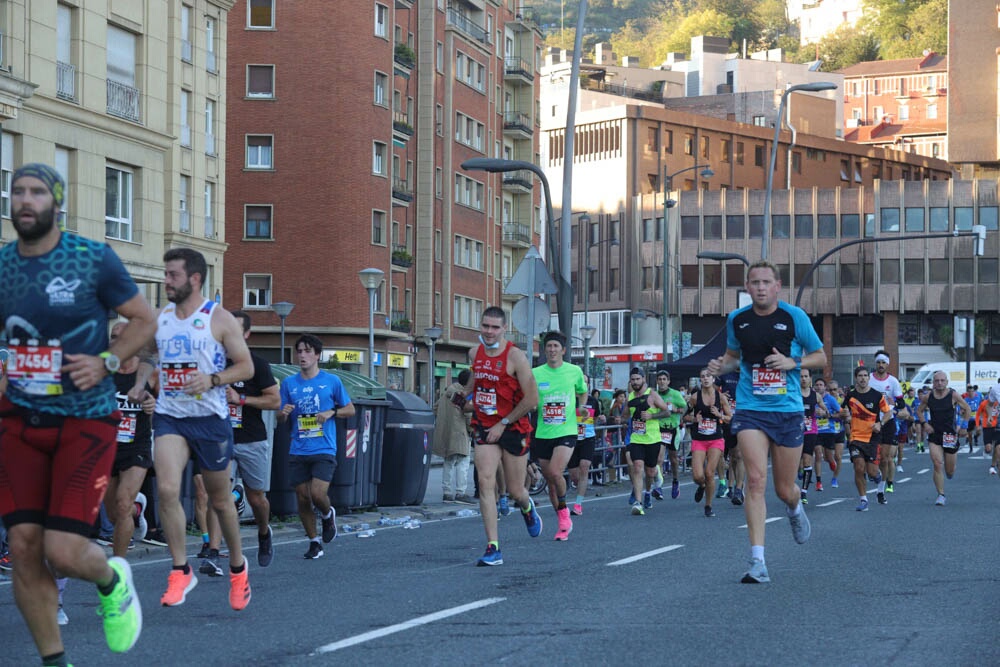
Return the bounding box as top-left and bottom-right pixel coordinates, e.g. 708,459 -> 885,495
942,432 -> 957,446
752,366 -> 786,396
660,429 -> 673,444
817,417 -> 829,429
698,418 -> 718,436
475,388 -> 497,416
543,401 -> 566,425
297,413 -> 322,439
632,420 -> 647,435
117,414 -> 137,443
229,403 -> 243,429
7,339 -> 63,396
161,361 -> 200,399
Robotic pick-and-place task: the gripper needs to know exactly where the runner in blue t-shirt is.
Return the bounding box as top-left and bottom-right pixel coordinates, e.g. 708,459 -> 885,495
0,164 -> 155,661
708,260 -> 826,585
278,334 -> 355,559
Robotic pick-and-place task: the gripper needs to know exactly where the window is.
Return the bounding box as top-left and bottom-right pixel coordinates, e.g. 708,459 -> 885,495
980,258 -> 999,283
928,259 -> 949,283
880,208 -> 900,232
754,145 -> 764,167
105,164 -> 133,241
817,214 -> 837,238
721,139 -> 731,163
703,265 -> 722,287
641,267 -> 655,290
841,214 -> 860,237
929,207 -> 949,231
904,207 -> 924,232
664,129 -> 673,153
954,259 -> 974,283
608,268 -> 619,293
880,259 -> 900,284
840,264 -> 859,287
699,136 -> 709,159
372,141 -> 387,175
981,207 -> 999,231
927,103 -> 938,119
454,173 -> 484,210
205,99 -> 216,155
455,112 -> 485,150
684,134 -> 693,155
735,141 -> 744,165
436,41 -> 444,72
898,105 -> 909,121
248,0 -> 274,28
106,25 -> 138,121
749,215 -> 763,238
610,218 -> 620,243
205,16 -> 217,72
817,265 -> 837,288
246,135 -> 273,169
791,151 -> 802,174
244,205 -> 272,239
1,134 -> 13,218
642,218 -> 654,242
680,215 -> 700,240
435,230 -> 441,261
453,296 -> 483,328
453,235 -> 484,270
243,274 -> 271,308
794,214 -> 812,238
954,207 -> 974,231
57,4 -> 76,100
54,147 -> 71,227
772,215 -> 790,239
178,175 -> 190,233
703,215 -> 722,240
204,182 -> 215,237
435,167 -> 442,198
179,90 -> 191,146
840,159 -> 849,181
247,65 -> 274,97
372,210 -> 386,244
180,5 -> 192,63
726,215 -> 744,239
375,3 -> 388,38
725,264 -> 743,286
904,258 -> 924,283
752,115 -> 766,127
646,127 -> 658,152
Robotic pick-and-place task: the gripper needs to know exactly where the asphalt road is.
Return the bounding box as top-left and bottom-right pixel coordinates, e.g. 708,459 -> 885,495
2,449 -> 998,666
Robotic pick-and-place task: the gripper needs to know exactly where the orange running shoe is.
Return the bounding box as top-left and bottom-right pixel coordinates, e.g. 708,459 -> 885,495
160,567 -> 197,607
229,560 -> 251,611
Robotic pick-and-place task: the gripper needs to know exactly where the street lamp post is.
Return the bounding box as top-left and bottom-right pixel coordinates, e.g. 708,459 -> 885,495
271,301 -> 295,364
424,326 -> 442,403
580,324 -> 596,387
662,165 -> 712,362
580,213 -> 619,366
763,81 -> 838,260
358,268 -> 384,381
461,157 -> 573,342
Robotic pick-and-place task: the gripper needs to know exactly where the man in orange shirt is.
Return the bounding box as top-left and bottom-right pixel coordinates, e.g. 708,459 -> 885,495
843,366 -> 892,512
974,395 -> 999,476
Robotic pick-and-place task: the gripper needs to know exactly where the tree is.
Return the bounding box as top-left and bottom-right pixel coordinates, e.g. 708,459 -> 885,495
660,8 -> 736,57
814,24 -> 880,72
863,0 -> 948,59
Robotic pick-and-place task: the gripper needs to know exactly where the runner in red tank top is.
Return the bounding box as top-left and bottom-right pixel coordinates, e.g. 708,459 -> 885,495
462,306 -> 542,566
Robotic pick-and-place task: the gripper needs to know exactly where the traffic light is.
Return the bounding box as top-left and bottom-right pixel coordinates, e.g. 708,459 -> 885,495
973,224 -> 986,256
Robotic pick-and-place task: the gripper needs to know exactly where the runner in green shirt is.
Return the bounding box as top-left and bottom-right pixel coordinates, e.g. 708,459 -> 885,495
531,331 -> 587,541
653,370 -> 690,500
626,368 -> 671,515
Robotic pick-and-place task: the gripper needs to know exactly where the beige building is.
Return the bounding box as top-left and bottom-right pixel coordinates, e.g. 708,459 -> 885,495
948,2 -> 1000,180
0,0 -> 234,301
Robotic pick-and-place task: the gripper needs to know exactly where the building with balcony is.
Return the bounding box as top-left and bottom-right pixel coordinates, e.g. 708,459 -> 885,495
839,52 -> 948,160
948,2 -> 1000,180
0,0 -> 234,302
224,0 -> 543,396
787,0 -> 864,47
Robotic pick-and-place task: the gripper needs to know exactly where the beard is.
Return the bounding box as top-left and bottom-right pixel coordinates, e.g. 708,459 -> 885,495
12,204 -> 57,242
166,279 -> 194,303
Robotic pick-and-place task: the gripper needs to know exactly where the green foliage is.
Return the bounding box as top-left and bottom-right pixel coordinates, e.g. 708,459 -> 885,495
862,0 -> 947,59
811,24 -> 880,72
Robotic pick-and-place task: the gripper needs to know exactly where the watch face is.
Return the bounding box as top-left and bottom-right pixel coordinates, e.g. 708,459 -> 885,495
104,353 -> 121,373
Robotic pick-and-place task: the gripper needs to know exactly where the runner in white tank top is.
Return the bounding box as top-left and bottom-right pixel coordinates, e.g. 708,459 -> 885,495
155,299 -> 228,420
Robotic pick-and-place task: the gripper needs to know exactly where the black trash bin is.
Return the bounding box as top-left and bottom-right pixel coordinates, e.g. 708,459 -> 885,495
377,390 -> 435,506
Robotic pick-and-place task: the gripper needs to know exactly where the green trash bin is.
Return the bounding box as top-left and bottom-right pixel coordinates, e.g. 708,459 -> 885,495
268,365 -> 388,512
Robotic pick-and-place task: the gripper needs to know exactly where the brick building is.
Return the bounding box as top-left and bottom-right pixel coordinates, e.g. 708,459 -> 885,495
839,52 -> 948,161
224,0 -> 542,397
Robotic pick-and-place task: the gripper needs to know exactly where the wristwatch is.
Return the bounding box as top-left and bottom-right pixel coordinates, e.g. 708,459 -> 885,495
500,417 -> 511,426
99,351 -> 121,374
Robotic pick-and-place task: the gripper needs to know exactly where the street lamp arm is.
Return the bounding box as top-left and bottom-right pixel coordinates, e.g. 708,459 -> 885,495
664,163 -> 713,185
795,230 -> 981,308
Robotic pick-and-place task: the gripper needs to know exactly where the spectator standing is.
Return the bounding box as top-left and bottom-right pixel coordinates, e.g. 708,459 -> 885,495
433,369 -> 474,503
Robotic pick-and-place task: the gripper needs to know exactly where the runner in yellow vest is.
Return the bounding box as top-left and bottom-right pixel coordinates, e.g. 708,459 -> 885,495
626,367 -> 670,515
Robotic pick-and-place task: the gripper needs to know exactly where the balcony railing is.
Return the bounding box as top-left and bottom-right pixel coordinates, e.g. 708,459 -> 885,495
504,57 -> 533,81
180,124 -> 191,147
392,111 -> 414,137
502,170 -> 533,190
206,50 -> 217,73
205,133 -> 216,156
390,310 -> 411,333
503,111 -> 532,134
205,216 -> 215,239
179,210 -> 190,233
502,222 -> 531,246
392,177 -> 413,202
56,61 -> 76,102
446,8 -> 489,44
107,79 -> 140,122
181,39 -> 192,63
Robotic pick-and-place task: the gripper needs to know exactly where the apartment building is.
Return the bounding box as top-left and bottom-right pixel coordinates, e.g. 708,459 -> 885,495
224,0 -> 542,397
948,2 -> 1000,180
0,0 -> 234,301
839,52 -> 948,161
787,0 -> 864,47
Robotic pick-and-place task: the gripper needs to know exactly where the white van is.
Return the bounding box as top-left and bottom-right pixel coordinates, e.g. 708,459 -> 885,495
908,362 -> 1000,394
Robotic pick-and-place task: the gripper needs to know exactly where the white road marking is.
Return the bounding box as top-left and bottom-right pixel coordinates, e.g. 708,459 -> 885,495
918,468 -> 930,475
817,499 -> 846,507
896,477 -> 912,484
607,544 -> 684,566
312,597 -> 506,654
738,517 -> 783,529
